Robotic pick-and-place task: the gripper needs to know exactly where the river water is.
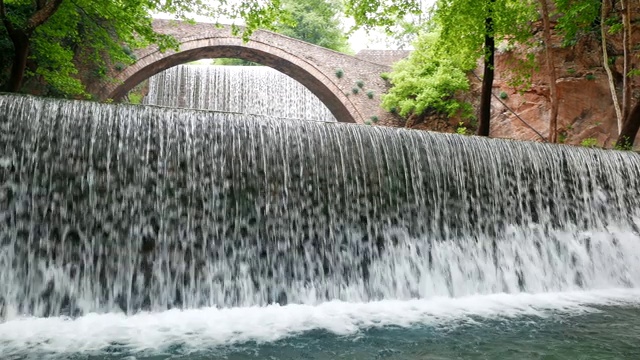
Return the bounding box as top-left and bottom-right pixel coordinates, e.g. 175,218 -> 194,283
1,88 -> 639,359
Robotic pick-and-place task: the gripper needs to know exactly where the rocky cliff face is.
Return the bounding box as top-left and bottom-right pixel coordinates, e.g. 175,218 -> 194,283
411,4 -> 640,148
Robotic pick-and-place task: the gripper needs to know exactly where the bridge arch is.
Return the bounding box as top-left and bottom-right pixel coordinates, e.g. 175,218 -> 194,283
103,20 -> 393,123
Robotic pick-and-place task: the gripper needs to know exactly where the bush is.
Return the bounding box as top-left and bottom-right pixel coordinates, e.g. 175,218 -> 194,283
580,137 -> 598,147
352,87 -> 359,94
381,32 -> 475,119
356,80 -> 364,88
370,115 -> 379,122
456,122 -> 468,135
499,91 -> 508,99
366,90 -> 374,99
335,68 -> 344,78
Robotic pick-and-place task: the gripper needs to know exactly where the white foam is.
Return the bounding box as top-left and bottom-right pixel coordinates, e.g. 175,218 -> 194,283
1,289 -> 639,357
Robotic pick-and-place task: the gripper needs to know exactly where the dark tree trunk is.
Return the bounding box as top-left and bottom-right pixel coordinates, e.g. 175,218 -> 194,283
0,0 -> 64,92
478,14 -> 495,137
618,102 -> 640,148
6,32 -> 30,92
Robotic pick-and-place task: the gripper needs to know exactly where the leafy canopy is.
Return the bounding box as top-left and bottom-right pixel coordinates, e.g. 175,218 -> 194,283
276,0 -> 350,53
214,0 -> 350,65
351,0 -> 537,120
381,31 -> 473,118
0,0 -> 288,96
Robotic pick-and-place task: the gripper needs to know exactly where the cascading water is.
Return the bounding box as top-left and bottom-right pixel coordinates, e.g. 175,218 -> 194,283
142,64 -> 337,122
1,93 -> 640,359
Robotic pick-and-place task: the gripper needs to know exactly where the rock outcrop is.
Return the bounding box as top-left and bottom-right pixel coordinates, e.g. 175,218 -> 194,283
410,3 -> 640,148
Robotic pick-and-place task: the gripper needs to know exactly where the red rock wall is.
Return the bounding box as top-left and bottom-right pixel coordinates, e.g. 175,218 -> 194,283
411,3 -> 640,148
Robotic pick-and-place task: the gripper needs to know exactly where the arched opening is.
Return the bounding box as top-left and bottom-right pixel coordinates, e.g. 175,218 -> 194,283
136,63 -> 338,122
108,46 -> 358,123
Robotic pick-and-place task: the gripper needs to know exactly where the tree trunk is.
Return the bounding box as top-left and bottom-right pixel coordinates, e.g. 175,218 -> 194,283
1,0 -> 64,92
621,0 -> 632,119
601,0 -> 623,133
618,101 -> 640,148
539,0 -> 558,142
5,31 -> 30,92
478,6 -> 495,137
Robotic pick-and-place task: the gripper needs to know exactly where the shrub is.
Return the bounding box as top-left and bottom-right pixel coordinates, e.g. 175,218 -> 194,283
366,90 -> 374,99
381,32 -> 475,119
335,68 -> 344,78
370,115 -> 379,122
352,87 -> 360,94
580,137 -> 598,147
456,122 -> 467,135
356,80 -> 364,88
499,91 -> 508,99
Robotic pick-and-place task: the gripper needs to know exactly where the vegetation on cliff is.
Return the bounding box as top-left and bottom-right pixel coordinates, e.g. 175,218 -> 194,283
347,0 -> 640,147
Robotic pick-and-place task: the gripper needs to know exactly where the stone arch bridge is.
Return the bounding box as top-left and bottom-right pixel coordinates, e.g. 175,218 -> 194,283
98,19 -> 407,125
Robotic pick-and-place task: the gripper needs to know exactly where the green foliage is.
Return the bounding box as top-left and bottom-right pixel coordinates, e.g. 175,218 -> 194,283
344,0 -> 422,31
381,31 -> 473,118
585,73 -> 596,81
128,92 -> 143,104
613,139 -> 633,151
499,91 -> 508,100
370,115 -> 379,122
364,120 -> 372,125
380,73 -> 390,81
212,58 -> 260,66
352,87 -> 360,94
335,68 -> 344,78
356,80 -> 364,88
456,122 -> 467,135
1,0 -> 289,96
350,0 -> 536,122
275,0 -> 350,53
554,0 -> 600,46
580,137 -> 599,147
435,0 -> 536,57
558,131 -> 567,143
366,90 -> 374,99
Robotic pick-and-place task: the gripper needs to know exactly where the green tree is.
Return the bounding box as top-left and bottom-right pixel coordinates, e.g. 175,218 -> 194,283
214,0 -> 350,66
275,0 -> 350,53
433,0 -> 536,136
381,31 -> 474,120
0,0 -> 286,95
346,0 -> 536,136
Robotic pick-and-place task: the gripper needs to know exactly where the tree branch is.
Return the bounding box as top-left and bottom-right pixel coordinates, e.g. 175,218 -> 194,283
0,0 -> 17,36
27,0 -> 64,32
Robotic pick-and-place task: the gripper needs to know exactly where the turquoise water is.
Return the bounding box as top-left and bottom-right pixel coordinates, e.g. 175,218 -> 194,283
3,95 -> 640,359
2,290 -> 640,359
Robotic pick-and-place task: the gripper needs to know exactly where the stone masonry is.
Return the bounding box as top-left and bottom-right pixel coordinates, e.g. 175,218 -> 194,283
99,19 -> 406,125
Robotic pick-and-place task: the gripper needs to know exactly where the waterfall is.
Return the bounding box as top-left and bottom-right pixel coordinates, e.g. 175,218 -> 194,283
1,93 -> 640,319
142,65 -> 337,122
